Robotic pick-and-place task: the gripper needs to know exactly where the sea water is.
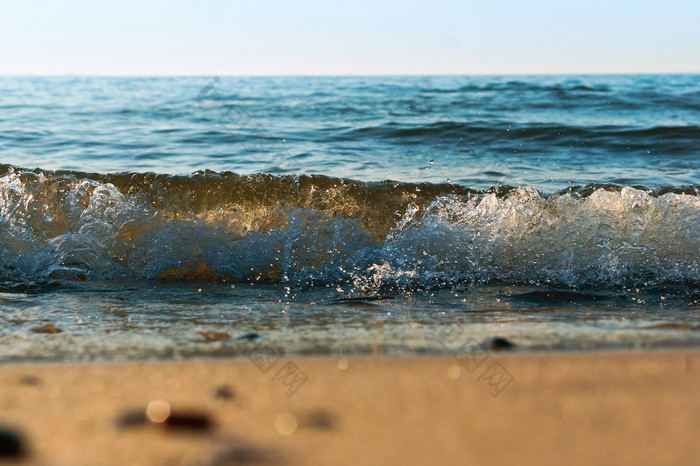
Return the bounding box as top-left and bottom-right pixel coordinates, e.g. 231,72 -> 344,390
0,75 -> 698,362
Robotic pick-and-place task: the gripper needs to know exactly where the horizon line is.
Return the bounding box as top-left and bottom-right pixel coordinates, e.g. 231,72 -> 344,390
1,71 -> 698,78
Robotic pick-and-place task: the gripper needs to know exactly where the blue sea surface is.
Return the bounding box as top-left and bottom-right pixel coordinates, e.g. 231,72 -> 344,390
0,75 -> 698,362
1,75 -> 698,188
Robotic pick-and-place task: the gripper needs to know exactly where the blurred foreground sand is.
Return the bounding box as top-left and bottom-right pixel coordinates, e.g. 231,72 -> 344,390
0,351 -> 698,465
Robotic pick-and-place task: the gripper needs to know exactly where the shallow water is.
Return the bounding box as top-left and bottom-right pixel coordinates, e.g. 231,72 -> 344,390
1,280 -> 699,363
0,75 -> 698,361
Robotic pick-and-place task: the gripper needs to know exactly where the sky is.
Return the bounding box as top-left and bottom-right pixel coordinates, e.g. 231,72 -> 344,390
1,0 -> 698,75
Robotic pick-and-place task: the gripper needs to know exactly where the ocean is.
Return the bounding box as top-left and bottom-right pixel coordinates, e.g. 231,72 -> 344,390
0,75 -> 698,362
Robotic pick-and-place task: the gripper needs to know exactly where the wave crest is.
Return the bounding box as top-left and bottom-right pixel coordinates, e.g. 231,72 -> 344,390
1,165 -> 698,287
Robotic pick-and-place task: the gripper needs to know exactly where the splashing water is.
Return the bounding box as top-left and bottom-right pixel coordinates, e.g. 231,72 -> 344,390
1,165 -> 698,289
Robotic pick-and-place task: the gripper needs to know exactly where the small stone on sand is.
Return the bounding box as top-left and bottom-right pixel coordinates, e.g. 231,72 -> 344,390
300,409 -> 337,431
164,411 -> 213,431
0,428 -> 24,458
116,410 -> 147,429
18,375 -> 42,386
489,337 -> 515,350
195,331 -> 231,342
30,324 -> 62,334
118,405 -> 214,432
240,333 -> 261,342
215,385 -> 236,400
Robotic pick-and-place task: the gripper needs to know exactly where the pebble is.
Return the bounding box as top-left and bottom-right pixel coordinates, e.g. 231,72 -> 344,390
164,411 -> 213,431
117,407 -> 213,431
195,331 -> 231,342
116,410 -> 147,428
239,333 -> 261,342
300,409 -> 336,431
489,337 -> 515,350
18,375 -> 42,386
212,445 -> 280,465
30,323 -> 62,334
215,385 -> 236,400
0,428 -> 24,458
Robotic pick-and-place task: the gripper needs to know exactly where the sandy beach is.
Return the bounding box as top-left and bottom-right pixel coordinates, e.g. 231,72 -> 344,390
0,350 -> 698,465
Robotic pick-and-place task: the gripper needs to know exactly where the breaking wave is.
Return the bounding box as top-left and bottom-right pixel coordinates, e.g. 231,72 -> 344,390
1,164 -> 698,288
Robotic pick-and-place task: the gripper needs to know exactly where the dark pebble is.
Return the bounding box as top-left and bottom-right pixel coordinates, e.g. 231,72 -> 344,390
18,375 -> 42,386
489,337 -> 515,350
116,410 -> 147,429
164,411 -> 213,431
195,331 -> 231,342
0,428 -> 25,458
300,409 -> 336,431
213,445 -> 279,465
30,323 -> 62,334
215,385 -> 236,400
239,333 -> 261,342
117,409 -> 213,431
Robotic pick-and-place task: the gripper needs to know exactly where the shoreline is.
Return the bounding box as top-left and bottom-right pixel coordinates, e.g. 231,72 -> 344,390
3,344 -> 699,367
1,350 -> 698,465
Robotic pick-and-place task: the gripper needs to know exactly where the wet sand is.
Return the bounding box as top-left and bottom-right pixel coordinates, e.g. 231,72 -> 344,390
0,350 -> 699,465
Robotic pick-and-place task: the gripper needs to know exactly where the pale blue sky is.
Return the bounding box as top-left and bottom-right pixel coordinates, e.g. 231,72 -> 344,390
1,0 -> 698,75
